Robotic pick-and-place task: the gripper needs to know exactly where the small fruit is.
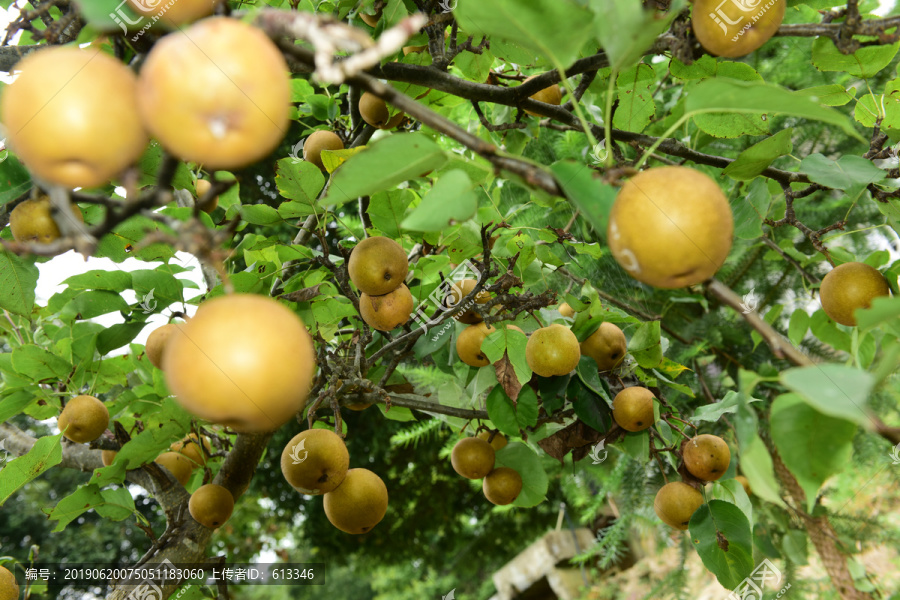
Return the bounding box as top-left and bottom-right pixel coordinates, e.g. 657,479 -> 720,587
303,130 -> 344,171
9,196 -> 84,243
101,450 -> 117,467
58,395 -> 109,443
171,433 -> 212,467
450,437 -> 495,480
137,17 -> 290,170
0,46 -> 148,188
612,387 -> 656,432
127,0 -> 222,27
445,278 -> 490,324
323,468 -> 388,534
359,92 -> 403,129
692,0 -> 786,59
478,430 -> 508,451
483,467 -> 523,505
359,284 -> 414,331
456,322 -> 496,367
0,565 -> 18,600
348,236 -> 409,296
683,434 -> 731,481
195,179 -> 218,214
654,481 -> 704,530
163,294 -> 316,433
281,429 -> 350,495
819,261 -> 891,326
189,483 -> 235,528
145,323 -> 179,369
608,166 -> 733,289
522,75 -> 562,117
525,324 -> 580,377
735,475 -> 752,496
155,451 -> 193,485
581,322 -> 627,372
558,302 -> 575,318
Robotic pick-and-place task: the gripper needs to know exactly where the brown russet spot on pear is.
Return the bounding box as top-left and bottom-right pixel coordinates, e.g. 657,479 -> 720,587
323,468 -> 388,534
281,429 -> 350,495
9,197 -> 84,243
612,387 -> 656,432
483,467 -> 523,506
359,284 -> 414,331
581,322 -> 627,372
450,437 -> 495,480
525,324 -> 580,377
608,166 -> 733,289
683,434 -> 731,481
303,130 -> 344,171
155,451 -> 193,486
819,261 -> 891,326
692,0 -> 786,59
189,484 -> 235,529
348,236 -> 409,296
457,322 -> 496,367
58,395 -> 109,443
654,481 -> 704,530
146,323 -> 179,370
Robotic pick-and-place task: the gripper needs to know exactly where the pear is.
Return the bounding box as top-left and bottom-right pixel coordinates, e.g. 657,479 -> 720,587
347,236 -> 409,296
819,261 -> 890,326
654,482 -> 704,530
692,0 -> 786,58
58,395 -> 109,443
612,387 -> 656,432
558,302 -> 575,317
9,196 -> 84,243
145,323 -> 179,370
195,179 -> 218,214
0,565 -> 18,600
359,92 -> 404,129
477,430 -> 508,451
280,429 -> 350,495
189,484 -> 235,528
155,452 -> 193,486
171,433 -> 212,467
445,279 -> 490,324
521,75 -> 562,117
359,284 -> 414,331
456,322 -> 496,367
580,322 -> 627,372
483,467 -> 523,505
525,324 -> 580,377
683,434 -> 731,481
303,130 -> 344,171
450,437 -> 495,480
323,468 -> 388,534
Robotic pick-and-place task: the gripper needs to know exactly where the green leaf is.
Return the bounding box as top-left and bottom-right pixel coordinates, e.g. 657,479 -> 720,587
368,189 -> 414,238
240,204 -> 283,226
689,500 -> 754,590
794,84 -> 856,107
97,322 -> 146,356
0,433 -> 63,506
685,79 -> 865,142
275,158 -> 326,213
708,479 -> 753,530
131,270 -> 184,311
855,78 -> 900,129
551,161 -> 617,234
613,64 -> 657,133
0,153 -> 31,205
45,483 -> 134,532
593,0 -> 685,70
788,309 -> 810,346
486,386 -> 520,437
722,128 -> 793,180
516,387 -> 539,429
770,393 -> 857,512
856,296 -> 900,331
11,346 -> 71,382
627,321 -> 662,369
401,170 -> 478,232
61,290 -> 129,320
669,55 -> 716,80
324,133 -> 447,206
494,442 -> 549,508
63,270 -> 132,292
780,364 -> 874,428
455,0 -> 594,68
811,36 -> 899,79
0,252 -> 38,317
691,62 -> 769,138
731,178 -> 773,240
739,433 -> 786,508
569,374 -> 611,432
798,154 -> 885,190
0,390 -> 37,425
691,391 -> 755,423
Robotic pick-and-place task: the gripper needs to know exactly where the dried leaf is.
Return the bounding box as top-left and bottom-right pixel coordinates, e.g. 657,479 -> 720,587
280,284 -> 324,303
494,353 -> 522,401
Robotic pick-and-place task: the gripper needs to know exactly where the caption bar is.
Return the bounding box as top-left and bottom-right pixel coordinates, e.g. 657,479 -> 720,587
18,563 -> 324,586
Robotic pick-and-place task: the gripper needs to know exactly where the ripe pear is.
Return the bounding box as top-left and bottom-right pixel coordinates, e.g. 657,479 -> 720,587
9,196 -> 84,243
446,278 -> 490,324
146,323 -> 179,369
819,261 -> 890,326
162,294 -> 316,433
101,450 -> 117,467
189,483 -> 234,528
303,130 -> 344,171
522,75 -> 562,117
558,302 -> 575,318
654,481 -> 704,530
359,92 -> 404,129
0,565 -> 18,600
478,430 -> 508,451
581,322 -> 627,372
608,166 -> 733,289
692,0 -> 786,59
457,322 -> 496,367
155,451 -> 193,486
525,324 -> 580,377
137,17 -> 290,170
0,46 -> 147,188
735,475 -> 752,496
127,0 -> 222,27
683,434 -> 731,481
348,236 -> 409,296
171,433 -> 211,467
359,284 -> 414,331
451,437 -> 495,480
483,467 -> 523,505
323,468 -> 389,534
612,387 -> 656,432
280,429 -> 350,495
58,395 -> 109,443
195,179 -> 218,214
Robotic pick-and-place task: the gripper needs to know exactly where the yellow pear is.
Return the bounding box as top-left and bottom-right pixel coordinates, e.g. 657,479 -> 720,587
101,450 -> 117,467
446,278 -> 491,324
612,387 -> 656,432
127,0 -> 222,27
280,429 -> 350,495
0,565 -> 18,600
683,434 -> 731,481
558,302 -> 575,317
359,284 -> 414,331
163,294 -> 316,433
478,430 -> 508,451
654,481 -> 704,530
189,483 -> 234,528
580,322 -> 627,372
735,475 -> 752,496
58,395 -> 109,443
323,468 -> 389,534
483,467 -> 523,505
522,75 -> 562,117
348,236 -> 409,296
9,196 -> 84,243
608,166 -> 733,289
171,433 -> 212,467
692,0 -> 786,58
819,261 -> 891,326
155,451 -> 193,486
450,437 -> 495,480
456,322 -> 496,367
195,179 -> 218,214
303,130 -> 344,171
359,92 -> 404,129
145,323 -> 179,369
525,324 -> 580,377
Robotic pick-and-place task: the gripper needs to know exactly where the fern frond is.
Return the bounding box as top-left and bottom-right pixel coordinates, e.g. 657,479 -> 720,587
390,418 -> 444,449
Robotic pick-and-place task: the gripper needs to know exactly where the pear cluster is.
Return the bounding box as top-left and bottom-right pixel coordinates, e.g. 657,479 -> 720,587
281,429 -> 388,534
349,236 -> 414,331
450,434 -> 522,506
